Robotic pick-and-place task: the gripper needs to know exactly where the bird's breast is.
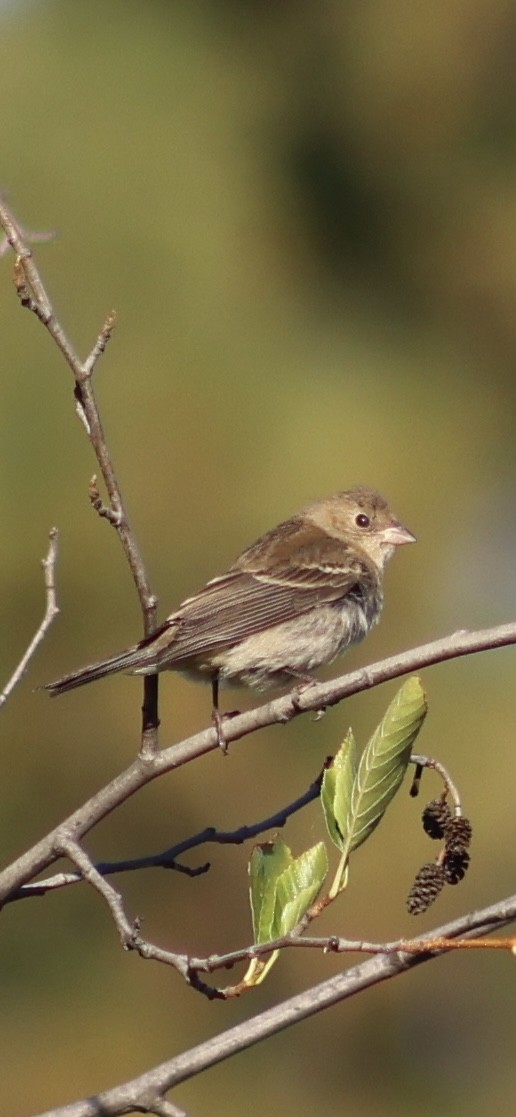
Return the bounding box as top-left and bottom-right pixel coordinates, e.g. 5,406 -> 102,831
211,591 -> 382,689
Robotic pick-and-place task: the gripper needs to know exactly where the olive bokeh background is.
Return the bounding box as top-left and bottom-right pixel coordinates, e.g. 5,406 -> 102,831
1,3 -> 516,1114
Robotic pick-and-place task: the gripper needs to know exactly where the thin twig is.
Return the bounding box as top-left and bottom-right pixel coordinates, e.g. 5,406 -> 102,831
0,528 -> 59,709
83,310 -> 118,373
11,769 -> 323,899
0,200 -> 159,753
0,200 -> 155,623
188,926 -> 516,976
410,752 -> 463,812
55,835 -> 140,951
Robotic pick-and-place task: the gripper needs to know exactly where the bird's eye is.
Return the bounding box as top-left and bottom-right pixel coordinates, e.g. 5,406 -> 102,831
355,513 -> 370,528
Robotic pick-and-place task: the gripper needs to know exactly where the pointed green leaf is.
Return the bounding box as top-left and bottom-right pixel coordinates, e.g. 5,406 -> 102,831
273,842 -> 328,936
321,729 -> 358,850
338,676 -> 427,861
246,840 -> 328,985
249,840 -> 292,944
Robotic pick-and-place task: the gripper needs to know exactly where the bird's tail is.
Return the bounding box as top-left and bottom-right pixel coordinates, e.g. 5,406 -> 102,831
45,643 -> 154,696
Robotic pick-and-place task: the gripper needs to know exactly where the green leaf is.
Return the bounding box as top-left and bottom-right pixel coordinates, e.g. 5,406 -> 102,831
321,729 -> 358,850
249,839 -> 292,944
249,840 -> 328,945
336,676 -> 427,862
245,840 -> 328,987
273,842 -> 328,937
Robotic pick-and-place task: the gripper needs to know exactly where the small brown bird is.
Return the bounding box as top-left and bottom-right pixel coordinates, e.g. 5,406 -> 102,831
46,487 -> 415,742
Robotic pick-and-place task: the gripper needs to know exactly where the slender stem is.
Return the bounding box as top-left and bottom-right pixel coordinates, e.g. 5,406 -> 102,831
0,528 -> 59,708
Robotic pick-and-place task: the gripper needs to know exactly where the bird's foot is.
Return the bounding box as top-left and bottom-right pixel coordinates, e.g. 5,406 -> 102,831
287,673 -> 326,719
212,707 -> 240,753
212,708 -> 228,753
289,673 -> 318,711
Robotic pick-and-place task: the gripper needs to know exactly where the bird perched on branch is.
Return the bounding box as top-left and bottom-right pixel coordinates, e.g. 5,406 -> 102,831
46,487 -> 415,745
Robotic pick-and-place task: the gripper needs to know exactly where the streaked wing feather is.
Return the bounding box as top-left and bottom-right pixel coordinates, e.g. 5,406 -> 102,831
157,561 -> 363,664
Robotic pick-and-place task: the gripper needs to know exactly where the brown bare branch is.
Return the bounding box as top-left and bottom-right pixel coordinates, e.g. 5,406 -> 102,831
0,528 -> 59,709
0,201 -> 155,625
0,199 -> 159,754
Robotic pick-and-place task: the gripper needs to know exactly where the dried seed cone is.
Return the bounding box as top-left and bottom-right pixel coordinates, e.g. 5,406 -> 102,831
444,816 -> 472,853
422,798 -> 452,840
407,862 -> 446,915
443,849 -> 470,885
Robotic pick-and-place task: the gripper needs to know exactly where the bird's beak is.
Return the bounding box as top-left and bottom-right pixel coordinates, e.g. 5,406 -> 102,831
381,521 -> 417,547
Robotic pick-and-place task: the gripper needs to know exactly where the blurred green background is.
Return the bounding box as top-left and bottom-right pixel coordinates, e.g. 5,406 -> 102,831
1,1 -> 516,1114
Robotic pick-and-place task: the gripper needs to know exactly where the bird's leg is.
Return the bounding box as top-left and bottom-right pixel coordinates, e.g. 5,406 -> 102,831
211,674 -> 228,753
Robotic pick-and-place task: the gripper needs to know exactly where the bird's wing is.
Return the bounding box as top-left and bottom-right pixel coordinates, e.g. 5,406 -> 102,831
148,536 -> 374,665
